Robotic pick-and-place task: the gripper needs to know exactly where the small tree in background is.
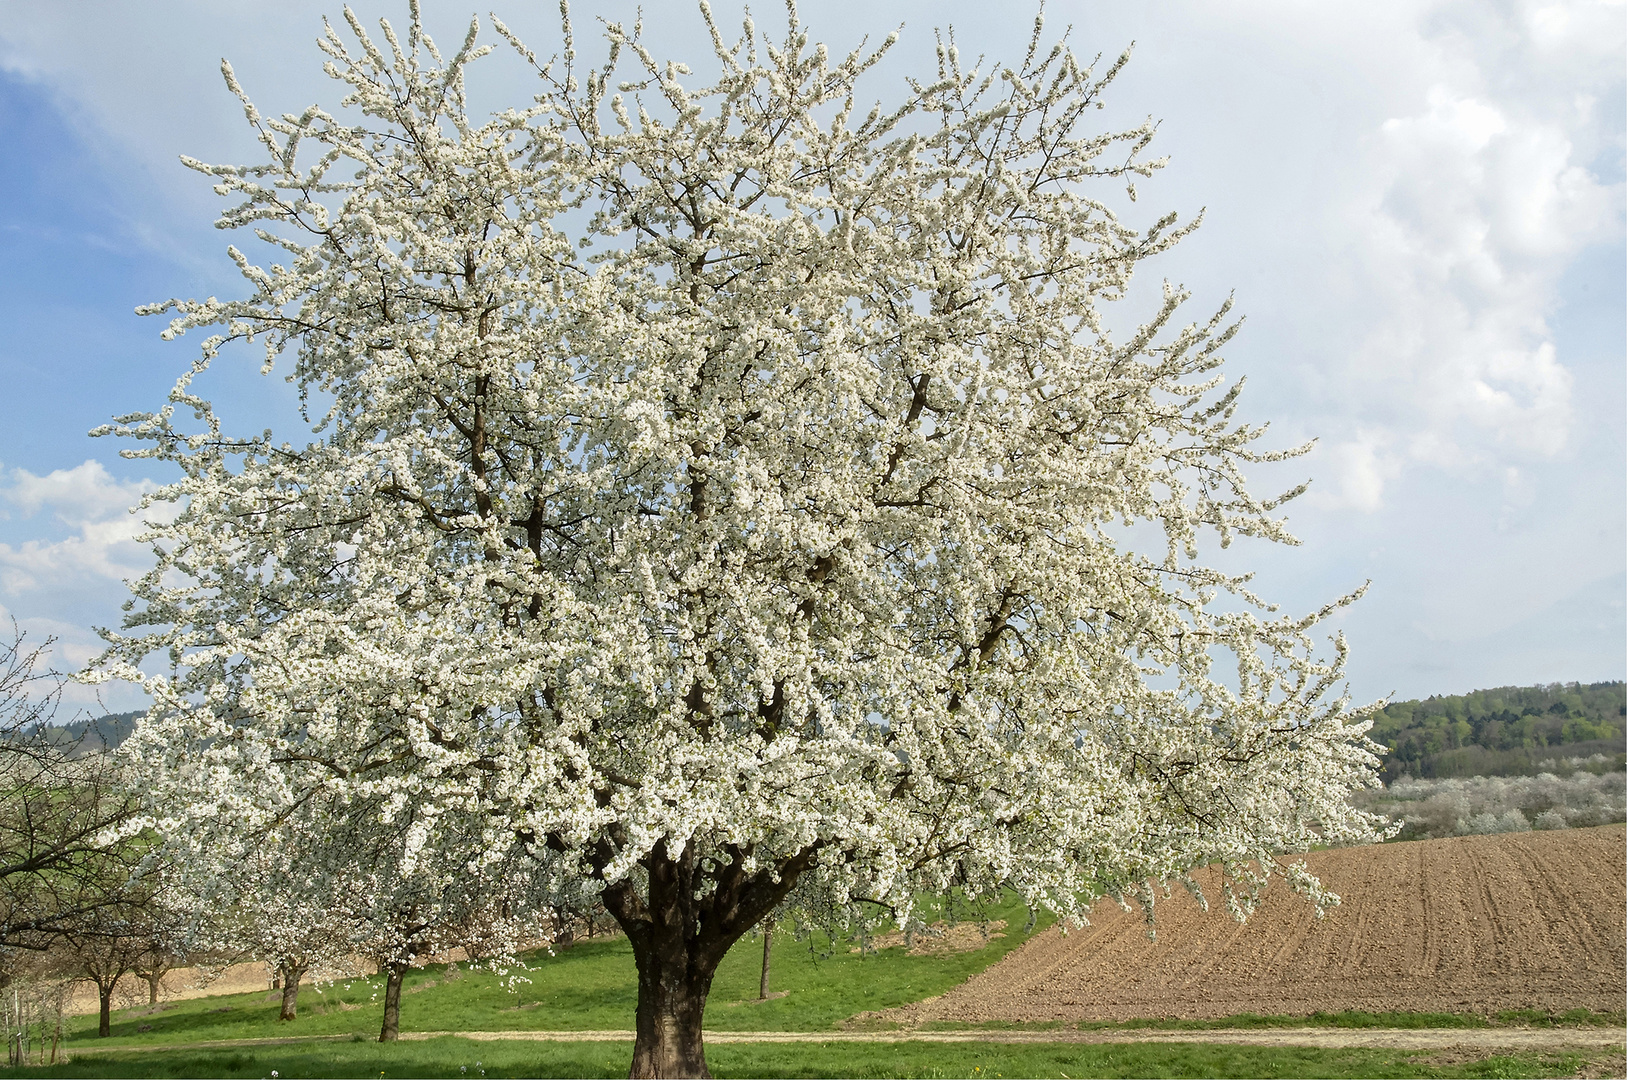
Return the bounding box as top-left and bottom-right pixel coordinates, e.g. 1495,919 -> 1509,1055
126,909 -> 193,1007
0,626 -> 140,955
0,953 -> 74,1068
56,919 -> 146,1038
346,837 -> 544,1044
151,777 -> 545,1033
756,911 -> 780,1002
201,851 -> 363,1023
104,4 -> 1390,1075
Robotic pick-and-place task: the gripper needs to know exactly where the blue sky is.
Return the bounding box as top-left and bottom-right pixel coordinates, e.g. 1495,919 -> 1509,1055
0,0 -> 1622,713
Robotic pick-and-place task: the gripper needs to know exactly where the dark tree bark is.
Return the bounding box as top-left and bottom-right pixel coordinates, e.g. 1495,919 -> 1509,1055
95,979 -> 116,1038
600,840 -> 817,1079
378,961 -> 407,1042
277,961 -> 308,1021
758,924 -> 772,1000
628,947 -> 712,1079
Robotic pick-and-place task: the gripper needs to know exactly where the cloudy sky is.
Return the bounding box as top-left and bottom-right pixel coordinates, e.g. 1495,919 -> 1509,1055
0,0 -> 1621,713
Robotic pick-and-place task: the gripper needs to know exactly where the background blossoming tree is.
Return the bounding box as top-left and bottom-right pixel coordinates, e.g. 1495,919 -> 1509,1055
154,757 -> 547,1039
101,4 -> 1388,1076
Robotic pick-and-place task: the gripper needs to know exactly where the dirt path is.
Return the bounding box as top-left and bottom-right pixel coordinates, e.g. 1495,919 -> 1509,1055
439,1028 -> 1626,1051
885,825 -> 1626,1024
59,1026 -> 1625,1053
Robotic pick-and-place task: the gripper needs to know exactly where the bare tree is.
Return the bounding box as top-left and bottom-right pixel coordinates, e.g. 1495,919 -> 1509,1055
128,913 -> 194,1007
0,624 -> 166,1039
131,952 -> 177,1008
0,624 -> 140,952
55,921 -> 148,1038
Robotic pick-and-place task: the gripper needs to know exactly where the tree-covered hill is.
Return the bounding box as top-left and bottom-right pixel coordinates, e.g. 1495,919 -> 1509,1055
37,710 -> 142,755
1371,681 -> 1626,781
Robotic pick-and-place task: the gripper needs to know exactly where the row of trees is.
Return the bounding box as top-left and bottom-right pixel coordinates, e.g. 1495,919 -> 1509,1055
0,623 -> 590,1047
0,624 -> 180,1048
1370,682 -> 1626,781
57,5 -> 1390,1076
1354,767 -> 1626,840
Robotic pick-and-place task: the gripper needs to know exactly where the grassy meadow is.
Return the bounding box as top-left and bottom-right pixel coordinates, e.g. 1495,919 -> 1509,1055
56,894 -> 1048,1047
15,892 -> 1618,1079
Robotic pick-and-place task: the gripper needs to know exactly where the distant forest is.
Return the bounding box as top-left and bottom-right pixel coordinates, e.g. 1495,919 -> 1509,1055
1370,681 -> 1626,782
39,710 -> 141,756
52,683 -> 1627,783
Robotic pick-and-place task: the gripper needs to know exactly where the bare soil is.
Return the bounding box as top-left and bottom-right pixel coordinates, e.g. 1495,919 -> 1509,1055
61,955 -> 392,1017
851,920 -> 1007,955
883,824 -> 1627,1023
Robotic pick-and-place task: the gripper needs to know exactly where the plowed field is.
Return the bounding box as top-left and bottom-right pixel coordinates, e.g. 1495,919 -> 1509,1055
886,824 -> 1626,1022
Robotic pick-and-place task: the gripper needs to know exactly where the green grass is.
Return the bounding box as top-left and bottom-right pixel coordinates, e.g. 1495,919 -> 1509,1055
59,893 -> 1051,1049
905,1008 -> 1626,1033
9,1035 -> 1605,1079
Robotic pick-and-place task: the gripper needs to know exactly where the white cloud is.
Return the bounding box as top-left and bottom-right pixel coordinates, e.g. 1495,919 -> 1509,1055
1307,433 -> 1402,513
1327,0 -> 1623,502
0,601 -> 135,711
0,460 -> 166,593
1,459 -> 153,525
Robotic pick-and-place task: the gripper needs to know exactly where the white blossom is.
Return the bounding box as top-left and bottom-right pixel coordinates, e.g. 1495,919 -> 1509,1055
96,5 -> 1388,1073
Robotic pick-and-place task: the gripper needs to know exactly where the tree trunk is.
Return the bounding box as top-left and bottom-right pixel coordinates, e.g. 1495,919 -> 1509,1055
601,840 -> 819,1079
378,962 -> 407,1042
278,962 -> 307,1021
627,939 -> 717,1079
97,981 -> 114,1038
145,973 -> 162,1005
758,925 -> 772,1000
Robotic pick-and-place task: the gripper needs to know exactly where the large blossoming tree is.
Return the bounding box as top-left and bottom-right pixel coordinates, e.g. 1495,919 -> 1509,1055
101,4 -> 1387,1075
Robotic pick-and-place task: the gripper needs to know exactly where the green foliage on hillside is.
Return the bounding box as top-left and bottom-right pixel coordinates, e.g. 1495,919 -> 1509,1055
1371,681 -> 1625,781
38,712 -> 141,756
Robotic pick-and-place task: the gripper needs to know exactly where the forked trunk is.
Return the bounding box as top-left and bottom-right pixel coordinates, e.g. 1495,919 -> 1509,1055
602,840 -> 820,1079
278,961 -> 307,1021
378,961 -> 406,1042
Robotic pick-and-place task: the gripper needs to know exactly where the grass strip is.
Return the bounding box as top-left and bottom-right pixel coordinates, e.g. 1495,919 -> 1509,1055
3,1034 -> 1604,1079
907,1008 -> 1625,1033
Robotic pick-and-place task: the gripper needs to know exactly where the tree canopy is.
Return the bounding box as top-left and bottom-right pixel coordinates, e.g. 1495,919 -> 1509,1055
95,5 -> 1388,1075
